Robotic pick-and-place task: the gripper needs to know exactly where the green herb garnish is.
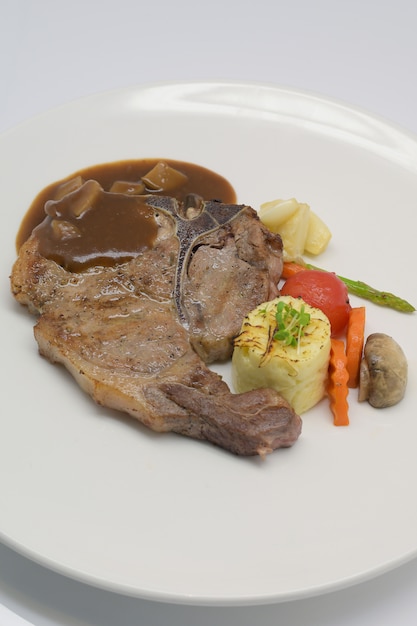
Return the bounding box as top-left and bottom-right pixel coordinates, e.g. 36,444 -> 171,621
273,300 -> 310,349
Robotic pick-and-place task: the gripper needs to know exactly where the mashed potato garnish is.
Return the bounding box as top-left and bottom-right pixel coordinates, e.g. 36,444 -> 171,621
232,295 -> 331,414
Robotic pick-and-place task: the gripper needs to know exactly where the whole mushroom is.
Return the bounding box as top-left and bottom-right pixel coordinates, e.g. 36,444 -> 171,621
358,333 -> 407,408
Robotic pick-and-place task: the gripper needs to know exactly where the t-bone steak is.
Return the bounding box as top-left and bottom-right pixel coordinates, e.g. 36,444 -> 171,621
10,184 -> 302,456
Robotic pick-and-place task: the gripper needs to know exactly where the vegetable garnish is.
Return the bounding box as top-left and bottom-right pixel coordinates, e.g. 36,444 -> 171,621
282,261 -> 415,313
346,307 -> 366,389
280,268 -> 351,337
328,338 -> 350,426
327,272 -> 415,313
281,261 -> 308,279
273,300 -> 310,351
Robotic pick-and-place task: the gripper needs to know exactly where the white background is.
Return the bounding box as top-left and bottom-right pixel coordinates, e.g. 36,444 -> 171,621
1,0 -> 417,624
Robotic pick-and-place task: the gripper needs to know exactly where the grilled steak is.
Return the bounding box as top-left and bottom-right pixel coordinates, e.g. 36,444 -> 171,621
11,186 -> 302,456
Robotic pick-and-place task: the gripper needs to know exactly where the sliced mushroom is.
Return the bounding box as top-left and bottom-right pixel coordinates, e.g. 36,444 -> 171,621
358,333 -> 407,408
142,161 -> 188,193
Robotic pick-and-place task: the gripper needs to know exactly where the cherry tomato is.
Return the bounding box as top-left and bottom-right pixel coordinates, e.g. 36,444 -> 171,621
280,270 -> 351,336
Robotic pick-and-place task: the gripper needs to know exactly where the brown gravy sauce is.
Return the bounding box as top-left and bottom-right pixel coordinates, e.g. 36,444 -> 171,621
17,159 -> 236,272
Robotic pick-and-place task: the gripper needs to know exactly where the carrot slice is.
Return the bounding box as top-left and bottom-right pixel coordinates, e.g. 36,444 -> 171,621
328,338 -> 349,426
281,262 -> 307,279
346,306 -> 366,388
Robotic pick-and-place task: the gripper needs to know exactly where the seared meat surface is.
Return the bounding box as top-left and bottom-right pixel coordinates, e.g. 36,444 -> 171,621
11,191 -> 301,456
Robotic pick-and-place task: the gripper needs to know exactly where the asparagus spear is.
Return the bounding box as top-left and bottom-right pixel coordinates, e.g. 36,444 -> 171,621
304,263 -> 415,313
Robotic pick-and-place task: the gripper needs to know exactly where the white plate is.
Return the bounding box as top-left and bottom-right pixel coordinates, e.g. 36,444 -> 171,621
1,81 -> 416,606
